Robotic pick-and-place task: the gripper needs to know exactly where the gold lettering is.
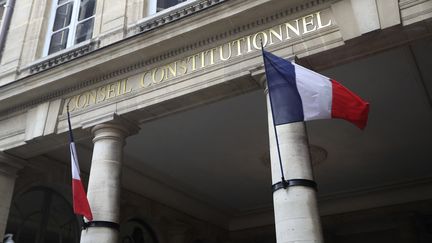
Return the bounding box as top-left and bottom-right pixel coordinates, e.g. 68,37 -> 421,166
97,86 -> 106,102
117,81 -> 122,96
207,48 -> 216,65
67,97 -> 76,112
231,38 -> 245,56
88,90 -> 97,105
107,83 -> 117,99
219,43 -> 232,61
166,62 -> 177,79
246,35 -> 253,53
316,11 -> 331,29
123,79 -> 132,93
269,26 -> 283,45
201,51 -> 206,68
74,95 -> 80,109
65,11 -> 334,111
285,19 -> 300,39
253,31 -> 268,50
76,93 -> 89,109
152,67 -> 165,83
302,14 -> 317,34
200,49 -> 216,68
187,54 -> 199,71
178,60 -> 188,75
140,72 -> 151,87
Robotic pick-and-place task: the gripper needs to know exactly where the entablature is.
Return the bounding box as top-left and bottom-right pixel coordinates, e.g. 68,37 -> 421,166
2,0 -> 432,157
0,0 -> 338,116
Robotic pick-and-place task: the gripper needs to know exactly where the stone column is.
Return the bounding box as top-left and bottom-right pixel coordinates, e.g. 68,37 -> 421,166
0,152 -> 26,241
265,89 -> 324,243
80,117 -> 138,243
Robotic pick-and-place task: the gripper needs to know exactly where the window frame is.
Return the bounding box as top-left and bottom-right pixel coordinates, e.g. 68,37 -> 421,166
147,0 -> 193,16
0,1 -> 7,35
43,0 -> 95,56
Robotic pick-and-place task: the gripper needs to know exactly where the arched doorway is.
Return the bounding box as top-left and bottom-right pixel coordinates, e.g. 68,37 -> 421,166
5,186 -> 80,243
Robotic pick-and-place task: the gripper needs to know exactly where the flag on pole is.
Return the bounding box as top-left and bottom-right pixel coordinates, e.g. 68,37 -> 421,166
263,50 -> 369,129
67,110 -> 93,221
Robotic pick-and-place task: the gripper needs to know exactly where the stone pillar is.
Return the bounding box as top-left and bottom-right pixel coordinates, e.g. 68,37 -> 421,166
80,118 -> 138,243
0,152 -> 26,241
265,89 -> 324,243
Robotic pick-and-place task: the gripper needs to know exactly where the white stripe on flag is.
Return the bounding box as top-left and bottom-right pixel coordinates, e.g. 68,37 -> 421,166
70,142 -> 81,180
294,63 -> 332,120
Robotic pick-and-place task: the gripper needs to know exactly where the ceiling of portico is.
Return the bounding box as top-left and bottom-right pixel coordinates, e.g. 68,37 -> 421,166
43,39 -> 432,229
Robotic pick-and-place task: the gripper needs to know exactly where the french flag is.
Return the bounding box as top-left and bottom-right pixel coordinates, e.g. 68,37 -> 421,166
67,110 -> 93,221
263,50 -> 369,129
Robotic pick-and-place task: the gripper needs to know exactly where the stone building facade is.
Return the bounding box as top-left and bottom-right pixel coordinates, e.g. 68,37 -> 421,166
0,0 -> 431,242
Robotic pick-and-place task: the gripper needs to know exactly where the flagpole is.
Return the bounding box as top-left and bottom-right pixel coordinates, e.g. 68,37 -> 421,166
259,47 -> 324,243
66,105 -> 86,229
66,105 -> 93,230
66,105 -> 74,143
260,41 -> 288,188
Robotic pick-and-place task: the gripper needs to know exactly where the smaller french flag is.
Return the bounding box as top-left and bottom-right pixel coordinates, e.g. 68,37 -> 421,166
263,50 -> 369,129
67,110 -> 93,221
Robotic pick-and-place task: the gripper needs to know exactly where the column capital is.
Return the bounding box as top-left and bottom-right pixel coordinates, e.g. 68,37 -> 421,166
0,152 -> 27,177
91,115 -> 140,144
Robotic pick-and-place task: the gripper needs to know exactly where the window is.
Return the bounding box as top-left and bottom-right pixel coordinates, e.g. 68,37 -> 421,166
0,0 -> 8,38
45,0 -> 96,55
0,0 -> 12,60
147,0 -> 189,15
0,0 -> 6,22
157,0 -> 187,12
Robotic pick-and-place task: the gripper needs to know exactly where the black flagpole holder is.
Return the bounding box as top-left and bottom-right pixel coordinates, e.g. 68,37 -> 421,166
82,221 -> 120,231
272,179 -> 317,193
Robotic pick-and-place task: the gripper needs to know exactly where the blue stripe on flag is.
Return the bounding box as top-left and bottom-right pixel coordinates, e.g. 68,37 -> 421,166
263,51 -> 304,125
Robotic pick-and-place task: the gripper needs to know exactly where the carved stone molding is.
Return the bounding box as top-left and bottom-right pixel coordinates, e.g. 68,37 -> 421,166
137,0 -> 227,33
2,0 -> 335,117
28,40 -> 100,74
400,0 -> 432,26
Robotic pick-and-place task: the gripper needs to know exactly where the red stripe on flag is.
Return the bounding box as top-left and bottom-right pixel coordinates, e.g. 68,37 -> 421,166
72,179 -> 93,221
331,80 -> 370,129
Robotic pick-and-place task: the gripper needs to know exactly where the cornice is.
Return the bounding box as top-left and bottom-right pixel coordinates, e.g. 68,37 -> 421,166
400,0 -> 432,25
399,0 -> 430,8
28,40 -> 100,74
25,0 -> 227,76
0,0 -> 335,117
136,0 -> 228,33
